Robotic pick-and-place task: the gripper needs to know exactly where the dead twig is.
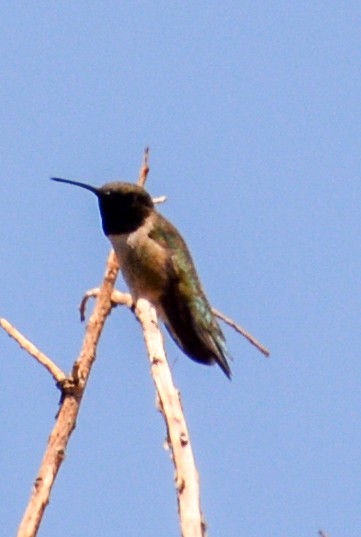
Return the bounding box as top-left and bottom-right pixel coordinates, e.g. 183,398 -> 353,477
136,148 -> 166,203
213,308 -> 270,357
0,318 -> 66,383
153,195 -> 167,204
137,147 -> 150,187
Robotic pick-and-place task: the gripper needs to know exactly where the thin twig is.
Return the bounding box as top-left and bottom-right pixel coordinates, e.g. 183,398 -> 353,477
0,318 -> 66,383
16,250 -> 120,537
136,147 -> 166,203
212,308 -> 270,357
137,147 -> 150,187
79,289 -> 133,321
153,195 -> 167,204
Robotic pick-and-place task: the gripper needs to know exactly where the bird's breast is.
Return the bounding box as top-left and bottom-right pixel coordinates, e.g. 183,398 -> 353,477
108,225 -> 169,304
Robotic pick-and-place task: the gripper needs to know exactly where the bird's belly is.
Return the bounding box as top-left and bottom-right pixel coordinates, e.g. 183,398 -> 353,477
108,232 -> 168,305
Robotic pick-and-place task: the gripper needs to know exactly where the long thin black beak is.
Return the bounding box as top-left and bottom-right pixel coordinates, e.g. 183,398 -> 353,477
51,177 -> 100,196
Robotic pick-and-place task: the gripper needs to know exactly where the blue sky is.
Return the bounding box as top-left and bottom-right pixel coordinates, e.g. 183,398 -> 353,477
1,3 -> 360,536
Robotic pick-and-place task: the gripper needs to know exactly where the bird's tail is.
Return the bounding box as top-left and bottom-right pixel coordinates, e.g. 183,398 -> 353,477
160,292 -> 232,379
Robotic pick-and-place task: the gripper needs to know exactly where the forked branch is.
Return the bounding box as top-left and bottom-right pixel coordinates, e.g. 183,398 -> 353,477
1,149 -> 267,537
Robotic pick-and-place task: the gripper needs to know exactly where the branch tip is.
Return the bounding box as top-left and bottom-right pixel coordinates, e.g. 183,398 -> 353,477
153,195 -> 167,204
212,308 -> 270,357
137,147 -> 150,187
0,318 -> 66,383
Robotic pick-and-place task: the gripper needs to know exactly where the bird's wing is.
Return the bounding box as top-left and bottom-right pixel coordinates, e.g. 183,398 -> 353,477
148,214 -> 231,378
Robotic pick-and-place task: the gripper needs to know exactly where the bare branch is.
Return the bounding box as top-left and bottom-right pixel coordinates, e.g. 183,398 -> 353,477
135,298 -> 206,537
78,287 -> 207,535
136,149 -> 166,204
16,250 -> 120,537
0,318 -> 66,383
212,308 -> 270,357
137,146 -> 150,187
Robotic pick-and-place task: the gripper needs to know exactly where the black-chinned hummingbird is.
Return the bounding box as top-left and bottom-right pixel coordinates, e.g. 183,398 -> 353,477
52,177 -> 231,378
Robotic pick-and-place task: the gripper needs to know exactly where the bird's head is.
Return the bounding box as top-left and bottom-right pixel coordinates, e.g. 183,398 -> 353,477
52,178 -> 154,235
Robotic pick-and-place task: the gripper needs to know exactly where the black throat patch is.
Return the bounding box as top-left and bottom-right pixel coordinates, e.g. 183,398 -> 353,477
98,190 -> 153,235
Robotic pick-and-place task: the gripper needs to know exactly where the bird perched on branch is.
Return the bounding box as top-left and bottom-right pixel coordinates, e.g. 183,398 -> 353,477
52,177 -> 231,378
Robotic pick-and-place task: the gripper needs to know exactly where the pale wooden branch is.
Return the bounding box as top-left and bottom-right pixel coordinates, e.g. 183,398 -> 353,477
0,318 -> 66,383
212,308 -> 270,357
16,250 -> 120,537
135,298 -> 206,537
137,146 -> 150,187
79,290 -> 207,536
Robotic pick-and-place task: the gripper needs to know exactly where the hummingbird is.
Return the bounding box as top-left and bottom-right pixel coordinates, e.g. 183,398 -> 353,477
52,177 -> 232,378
